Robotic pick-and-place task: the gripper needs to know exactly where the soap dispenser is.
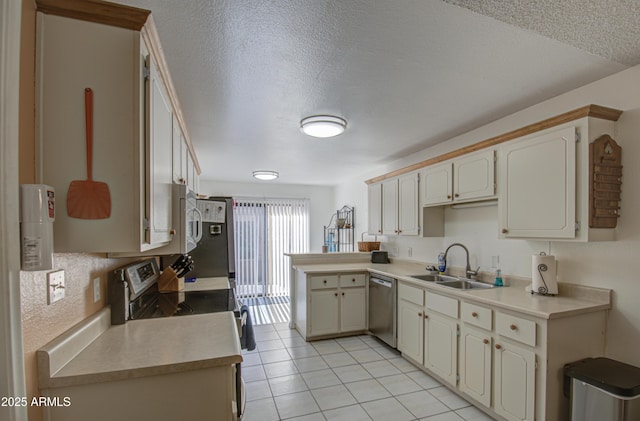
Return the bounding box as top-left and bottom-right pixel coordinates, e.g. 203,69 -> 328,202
493,256 -> 503,287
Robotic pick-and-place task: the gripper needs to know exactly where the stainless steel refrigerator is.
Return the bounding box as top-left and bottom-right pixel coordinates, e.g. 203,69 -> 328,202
164,197 -> 235,280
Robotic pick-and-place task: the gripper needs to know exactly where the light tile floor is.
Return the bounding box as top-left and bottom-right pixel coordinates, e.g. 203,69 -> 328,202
242,323 -> 496,421
242,296 -> 291,325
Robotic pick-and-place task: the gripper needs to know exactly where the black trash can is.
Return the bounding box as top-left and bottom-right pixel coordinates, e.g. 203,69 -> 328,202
564,357 -> 640,421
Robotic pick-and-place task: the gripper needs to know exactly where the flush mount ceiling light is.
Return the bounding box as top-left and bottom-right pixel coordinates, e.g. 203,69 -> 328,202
252,170 -> 279,181
300,115 -> 347,138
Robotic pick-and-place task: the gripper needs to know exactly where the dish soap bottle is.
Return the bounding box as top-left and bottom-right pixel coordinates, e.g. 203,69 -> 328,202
491,256 -> 504,287
437,252 -> 446,274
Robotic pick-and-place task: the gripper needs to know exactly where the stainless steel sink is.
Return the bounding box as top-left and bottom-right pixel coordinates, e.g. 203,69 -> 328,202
409,273 -> 495,289
438,279 -> 495,290
409,273 -> 441,282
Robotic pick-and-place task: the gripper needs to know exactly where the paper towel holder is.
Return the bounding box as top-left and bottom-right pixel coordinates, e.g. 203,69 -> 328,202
531,252 -> 558,296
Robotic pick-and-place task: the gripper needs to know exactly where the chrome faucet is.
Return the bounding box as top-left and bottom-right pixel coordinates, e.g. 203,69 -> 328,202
443,243 -> 480,279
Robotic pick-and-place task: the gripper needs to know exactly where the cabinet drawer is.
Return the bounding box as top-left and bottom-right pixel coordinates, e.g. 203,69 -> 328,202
310,275 -> 338,290
461,302 -> 492,331
340,273 -> 366,288
496,312 -> 536,347
398,282 -> 424,306
426,292 -> 458,318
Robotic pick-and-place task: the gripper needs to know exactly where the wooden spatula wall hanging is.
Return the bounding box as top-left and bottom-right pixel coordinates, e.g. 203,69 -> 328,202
66,88 -> 112,219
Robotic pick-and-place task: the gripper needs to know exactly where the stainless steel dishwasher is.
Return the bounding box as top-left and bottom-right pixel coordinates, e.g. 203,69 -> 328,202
368,273 -> 397,348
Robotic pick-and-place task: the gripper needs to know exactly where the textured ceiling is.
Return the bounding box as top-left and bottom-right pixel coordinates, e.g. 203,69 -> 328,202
120,0 -> 636,186
444,0 -> 640,66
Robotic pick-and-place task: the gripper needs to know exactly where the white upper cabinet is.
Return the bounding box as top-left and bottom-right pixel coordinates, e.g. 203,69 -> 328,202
422,149 -> 495,207
186,153 -> 195,191
172,115 -> 184,184
367,182 -> 383,235
499,126 -> 576,239
36,8 -> 188,252
381,178 -> 398,235
147,54 -> 174,245
454,150 -> 496,202
398,173 -> 420,235
380,173 -> 419,236
422,163 -> 453,206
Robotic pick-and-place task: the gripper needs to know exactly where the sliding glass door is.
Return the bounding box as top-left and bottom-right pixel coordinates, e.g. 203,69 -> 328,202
234,198 -> 309,298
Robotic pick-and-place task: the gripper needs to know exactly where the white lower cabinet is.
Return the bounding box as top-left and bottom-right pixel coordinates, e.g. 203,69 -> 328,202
395,282 -> 608,421
424,312 -> 457,387
494,340 -> 536,421
295,272 -> 367,340
340,286 -> 367,332
397,283 -> 425,363
424,292 -> 459,387
309,289 -> 340,336
459,325 -> 492,407
397,300 -> 424,363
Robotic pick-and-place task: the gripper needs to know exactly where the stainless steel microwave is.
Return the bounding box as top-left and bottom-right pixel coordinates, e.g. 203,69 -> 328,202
168,183 -> 202,253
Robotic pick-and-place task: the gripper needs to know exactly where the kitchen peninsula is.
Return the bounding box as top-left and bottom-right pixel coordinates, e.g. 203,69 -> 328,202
287,252 -> 611,421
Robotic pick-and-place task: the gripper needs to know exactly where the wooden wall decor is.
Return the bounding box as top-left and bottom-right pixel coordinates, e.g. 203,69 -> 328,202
589,134 -> 622,228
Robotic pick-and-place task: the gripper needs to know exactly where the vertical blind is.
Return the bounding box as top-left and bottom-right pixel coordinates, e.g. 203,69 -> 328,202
234,197 -> 309,298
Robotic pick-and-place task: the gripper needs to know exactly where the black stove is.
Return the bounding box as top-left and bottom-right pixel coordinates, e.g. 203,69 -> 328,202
109,258 -> 239,324
132,285 -> 239,320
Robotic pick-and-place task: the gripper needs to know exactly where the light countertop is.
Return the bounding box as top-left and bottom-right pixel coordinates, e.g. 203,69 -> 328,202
183,276 -> 230,291
293,260 -> 611,320
39,310 -> 242,389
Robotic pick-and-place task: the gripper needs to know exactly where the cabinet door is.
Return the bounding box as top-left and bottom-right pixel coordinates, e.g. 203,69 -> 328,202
398,172 -> 420,235
193,168 -> 199,194
454,149 -> 495,202
424,312 -> 457,386
367,183 -> 383,235
381,179 -> 399,235
180,137 -> 190,184
422,162 -> 453,206
190,157 -> 197,191
147,55 -> 174,245
397,300 -> 424,363
309,289 -> 339,336
186,154 -> 195,190
499,127 -> 576,238
459,326 -> 492,407
494,341 -> 536,421
172,115 -> 184,184
340,287 -> 366,332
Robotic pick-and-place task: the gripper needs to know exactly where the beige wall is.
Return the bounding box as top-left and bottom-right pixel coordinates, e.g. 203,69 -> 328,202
19,255 -> 134,421
19,2 -> 135,420
335,64 -> 640,367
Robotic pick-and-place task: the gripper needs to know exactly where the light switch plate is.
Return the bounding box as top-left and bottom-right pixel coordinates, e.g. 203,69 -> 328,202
47,270 -> 65,304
